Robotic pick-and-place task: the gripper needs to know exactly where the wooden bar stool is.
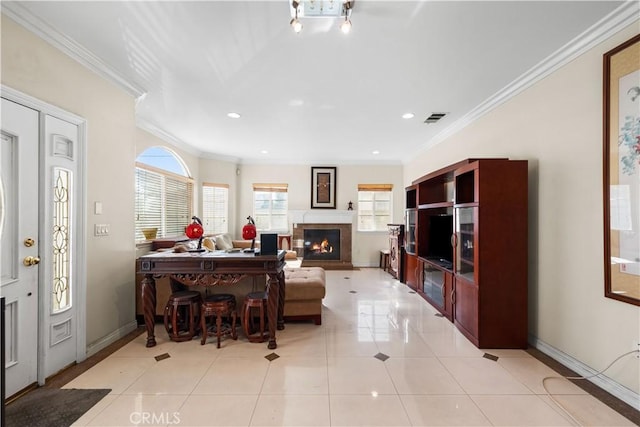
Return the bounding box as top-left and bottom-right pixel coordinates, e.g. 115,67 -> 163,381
242,291 -> 268,343
164,290 -> 202,342
200,293 -> 238,348
379,249 -> 390,272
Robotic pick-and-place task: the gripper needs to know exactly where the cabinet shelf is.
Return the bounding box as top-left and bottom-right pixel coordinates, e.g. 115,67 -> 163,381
454,202 -> 479,208
418,202 -> 454,210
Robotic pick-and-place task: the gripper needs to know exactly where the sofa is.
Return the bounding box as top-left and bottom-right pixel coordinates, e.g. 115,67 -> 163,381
283,267 -> 326,325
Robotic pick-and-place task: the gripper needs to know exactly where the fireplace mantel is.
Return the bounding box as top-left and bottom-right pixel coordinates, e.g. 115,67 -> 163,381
289,210 -> 354,227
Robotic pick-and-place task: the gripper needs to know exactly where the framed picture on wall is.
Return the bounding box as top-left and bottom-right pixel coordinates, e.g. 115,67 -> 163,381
311,166 -> 336,209
603,33 -> 640,307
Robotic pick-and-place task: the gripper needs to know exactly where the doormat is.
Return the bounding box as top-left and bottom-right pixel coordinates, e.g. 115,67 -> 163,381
5,387 -> 111,427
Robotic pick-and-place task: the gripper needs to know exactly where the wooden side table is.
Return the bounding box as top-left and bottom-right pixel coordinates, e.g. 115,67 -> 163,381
277,234 -> 292,251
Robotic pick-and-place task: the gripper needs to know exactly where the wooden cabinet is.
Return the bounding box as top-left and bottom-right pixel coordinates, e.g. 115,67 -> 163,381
407,158 -> 528,349
421,261 -> 453,320
387,224 -> 404,280
404,253 -> 420,291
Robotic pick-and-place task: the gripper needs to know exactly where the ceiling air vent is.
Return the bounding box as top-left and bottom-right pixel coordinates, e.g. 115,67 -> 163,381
424,112 -> 447,124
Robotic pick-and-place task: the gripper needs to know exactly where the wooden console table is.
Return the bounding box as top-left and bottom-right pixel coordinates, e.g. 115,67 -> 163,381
137,250 -> 286,349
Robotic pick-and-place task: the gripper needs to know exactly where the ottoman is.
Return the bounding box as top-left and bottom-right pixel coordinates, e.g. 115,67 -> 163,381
283,267 -> 326,325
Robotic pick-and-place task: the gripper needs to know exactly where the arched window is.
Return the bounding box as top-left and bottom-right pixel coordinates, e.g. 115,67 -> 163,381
135,147 -> 193,241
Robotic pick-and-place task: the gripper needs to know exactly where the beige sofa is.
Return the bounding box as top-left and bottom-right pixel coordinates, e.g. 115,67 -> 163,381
283,267 -> 326,325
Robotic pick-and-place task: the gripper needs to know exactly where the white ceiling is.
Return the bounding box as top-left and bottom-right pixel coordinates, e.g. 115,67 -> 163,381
4,1 -> 629,164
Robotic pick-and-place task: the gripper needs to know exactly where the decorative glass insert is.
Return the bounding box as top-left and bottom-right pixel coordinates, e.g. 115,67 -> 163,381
52,168 -> 72,313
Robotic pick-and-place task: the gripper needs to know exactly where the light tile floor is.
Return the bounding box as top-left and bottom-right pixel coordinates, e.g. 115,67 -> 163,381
67,268 -> 635,426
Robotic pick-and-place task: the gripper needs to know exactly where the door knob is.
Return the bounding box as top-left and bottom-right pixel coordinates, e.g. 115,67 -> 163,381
24,238 -> 35,247
23,256 -> 41,266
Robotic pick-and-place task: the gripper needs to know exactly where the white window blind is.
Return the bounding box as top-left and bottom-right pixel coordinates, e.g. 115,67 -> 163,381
135,163 -> 193,240
202,183 -> 229,234
357,184 -> 393,232
253,183 -> 288,232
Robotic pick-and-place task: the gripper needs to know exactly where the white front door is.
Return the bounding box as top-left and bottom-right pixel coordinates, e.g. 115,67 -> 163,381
1,98 -> 40,396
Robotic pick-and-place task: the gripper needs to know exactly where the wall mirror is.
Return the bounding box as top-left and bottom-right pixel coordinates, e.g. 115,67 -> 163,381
603,33 -> 640,306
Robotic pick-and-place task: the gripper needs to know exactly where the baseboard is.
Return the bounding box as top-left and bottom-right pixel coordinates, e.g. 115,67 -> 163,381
530,335 -> 640,409
86,320 -> 138,358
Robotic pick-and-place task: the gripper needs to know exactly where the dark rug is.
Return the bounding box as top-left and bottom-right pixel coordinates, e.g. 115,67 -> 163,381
5,388 -> 111,427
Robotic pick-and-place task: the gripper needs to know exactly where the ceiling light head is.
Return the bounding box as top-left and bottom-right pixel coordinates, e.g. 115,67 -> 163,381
372,150 -> 380,155
402,113 -> 415,119
227,112 -> 241,119
290,17 -> 302,33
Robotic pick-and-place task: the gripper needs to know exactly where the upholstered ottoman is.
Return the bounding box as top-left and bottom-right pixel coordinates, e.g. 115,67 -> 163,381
283,267 -> 326,325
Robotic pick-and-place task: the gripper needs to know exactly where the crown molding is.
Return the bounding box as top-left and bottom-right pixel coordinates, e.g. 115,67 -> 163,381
136,117 -> 207,158
409,1 -> 640,162
2,2 -> 146,99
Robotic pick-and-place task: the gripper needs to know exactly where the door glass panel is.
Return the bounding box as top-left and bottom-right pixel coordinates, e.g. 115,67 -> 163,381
52,167 -> 72,313
456,207 -> 476,283
405,209 -> 416,254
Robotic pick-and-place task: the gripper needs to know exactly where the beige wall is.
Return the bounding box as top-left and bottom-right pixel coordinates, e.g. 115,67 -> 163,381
236,163 -> 404,267
405,23 -> 640,394
1,15 -> 137,348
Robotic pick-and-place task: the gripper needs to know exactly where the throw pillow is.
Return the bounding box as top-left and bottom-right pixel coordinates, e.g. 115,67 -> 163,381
215,234 -> 233,250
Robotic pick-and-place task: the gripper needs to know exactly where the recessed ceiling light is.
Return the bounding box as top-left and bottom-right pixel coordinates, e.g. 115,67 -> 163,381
372,150 -> 380,155
402,113 -> 415,119
260,150 -> 269,154
227,112 -> 241,119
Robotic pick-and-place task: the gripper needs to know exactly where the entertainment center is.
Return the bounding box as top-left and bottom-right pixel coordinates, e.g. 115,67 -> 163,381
404,158 -> 528,349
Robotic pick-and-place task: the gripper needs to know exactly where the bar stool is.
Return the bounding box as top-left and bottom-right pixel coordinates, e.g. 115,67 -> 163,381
242,291 -> 268,343
379,249 -> 390,272
164,290 -> 202,342
200,293 -> 238,348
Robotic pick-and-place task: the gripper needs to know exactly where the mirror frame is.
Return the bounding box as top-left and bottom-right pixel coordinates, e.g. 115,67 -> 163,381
602,33 -> 640,307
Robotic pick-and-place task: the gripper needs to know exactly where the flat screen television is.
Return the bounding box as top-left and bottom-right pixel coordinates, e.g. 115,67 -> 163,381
426,214 -> 453,267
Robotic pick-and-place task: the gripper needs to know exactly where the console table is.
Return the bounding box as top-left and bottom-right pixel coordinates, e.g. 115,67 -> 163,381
137,250 -> 286,349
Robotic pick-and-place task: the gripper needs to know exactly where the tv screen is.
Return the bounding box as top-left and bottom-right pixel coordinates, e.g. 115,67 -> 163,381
427,214 -> 453,264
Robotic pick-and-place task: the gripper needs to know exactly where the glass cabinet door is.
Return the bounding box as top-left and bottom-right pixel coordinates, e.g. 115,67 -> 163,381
455,207 -> 476,283
422,263 -> 445,309
405,209 -> 416,255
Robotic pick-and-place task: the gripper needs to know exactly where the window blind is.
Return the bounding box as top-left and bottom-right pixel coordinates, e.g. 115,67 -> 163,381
202,183 -> 229,234
357,184 -> 393,232
357,184 -> 393,191
253,183 -> 288,231
135,163 -> 193,240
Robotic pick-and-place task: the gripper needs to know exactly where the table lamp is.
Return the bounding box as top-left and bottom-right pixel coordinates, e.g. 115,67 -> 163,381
185,216 -> 205,252
242,216 -> 257,252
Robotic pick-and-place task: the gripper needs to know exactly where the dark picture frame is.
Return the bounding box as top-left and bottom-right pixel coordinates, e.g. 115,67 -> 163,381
311,166 -> 337,209
603,33 -> 640,306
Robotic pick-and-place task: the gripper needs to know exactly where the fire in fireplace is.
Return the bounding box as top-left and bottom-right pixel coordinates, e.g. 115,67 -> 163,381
304,229 -> 341,261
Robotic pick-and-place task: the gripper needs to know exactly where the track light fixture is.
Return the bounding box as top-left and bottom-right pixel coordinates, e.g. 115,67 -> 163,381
289,0 -> 354,34
290,0 -> 303,33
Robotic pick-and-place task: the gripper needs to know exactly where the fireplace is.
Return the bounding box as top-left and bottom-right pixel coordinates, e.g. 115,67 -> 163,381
304,229 -> 340,261
293,223 -> 352,269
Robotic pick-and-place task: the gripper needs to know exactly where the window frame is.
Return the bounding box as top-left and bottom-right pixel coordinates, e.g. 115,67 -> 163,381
252,183 -> 289,233
202,182 -> 229,235
135,161 -> 194,242
357,184 -> 393,232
